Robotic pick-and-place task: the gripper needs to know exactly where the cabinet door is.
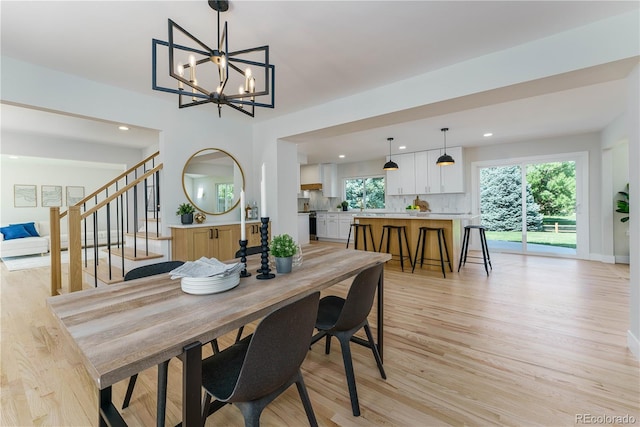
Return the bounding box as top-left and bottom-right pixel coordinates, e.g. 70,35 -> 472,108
338,217 -> 352,240
426,149 -> 443,194
414,151 -> 430,194
212,225 -> 239,261
326,214 -> 339,238
440,146 -> 464,193
316,214 -> 327,238
191,227 -> 215,259
246,224 -> 262,247
386,153 -> 415,195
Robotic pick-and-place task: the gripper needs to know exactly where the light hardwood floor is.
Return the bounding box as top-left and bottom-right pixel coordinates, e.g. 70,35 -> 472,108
1,243 -> 638,426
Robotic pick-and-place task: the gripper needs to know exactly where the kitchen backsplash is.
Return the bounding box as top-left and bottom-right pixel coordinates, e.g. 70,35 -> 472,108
298,191 -> 470,213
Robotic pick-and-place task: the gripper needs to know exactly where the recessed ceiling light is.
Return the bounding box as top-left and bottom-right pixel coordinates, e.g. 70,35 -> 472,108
338,154 -> 345,158
483,132 -> 493,137
9,155 -> 19,159
398,146 -> 406,150
118,125 -> 129,131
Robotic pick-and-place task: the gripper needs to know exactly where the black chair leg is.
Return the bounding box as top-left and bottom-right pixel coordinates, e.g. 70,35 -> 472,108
436,230 -> 446,278
295,370 -> 319,427
346,225 -> 353,249
402,226 -> 413,268
368,226 -> 376,252
441,229 -> 452,272
211,338 -> 220,354
363,322 -> 386,379
396,228 -> 404,271
325,334 -> 332,354
337,334 -> 361,416
458,228 -> 469,272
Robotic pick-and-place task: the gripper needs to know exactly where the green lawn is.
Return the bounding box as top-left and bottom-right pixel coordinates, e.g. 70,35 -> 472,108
485,216 -> 577,249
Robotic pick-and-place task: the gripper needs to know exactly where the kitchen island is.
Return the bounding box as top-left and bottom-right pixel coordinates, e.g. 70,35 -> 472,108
353,214 -> 479,272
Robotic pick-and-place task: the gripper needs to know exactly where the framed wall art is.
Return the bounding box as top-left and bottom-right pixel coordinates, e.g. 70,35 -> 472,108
14,184 -> 37,207
42,185 -> 63,207
66,186 -> 85,206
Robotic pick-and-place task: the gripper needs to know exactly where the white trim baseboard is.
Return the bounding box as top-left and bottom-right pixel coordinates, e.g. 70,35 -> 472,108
628,330 -> 639,360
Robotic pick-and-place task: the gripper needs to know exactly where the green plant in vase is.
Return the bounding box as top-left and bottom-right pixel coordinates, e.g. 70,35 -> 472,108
177,202 -> 195,224
270,233 -> 298,273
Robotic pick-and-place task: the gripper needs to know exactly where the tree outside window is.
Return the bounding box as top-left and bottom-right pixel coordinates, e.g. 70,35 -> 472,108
345,177 -> 385,209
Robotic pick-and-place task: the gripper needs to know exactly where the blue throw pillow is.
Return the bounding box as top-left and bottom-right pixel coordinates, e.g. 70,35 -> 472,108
10,222 -> 39,237
0,224 -> 32,240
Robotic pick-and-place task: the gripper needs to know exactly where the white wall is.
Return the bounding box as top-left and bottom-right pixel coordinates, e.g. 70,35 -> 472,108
0,154 -> 125,228
626,65 -> 639,359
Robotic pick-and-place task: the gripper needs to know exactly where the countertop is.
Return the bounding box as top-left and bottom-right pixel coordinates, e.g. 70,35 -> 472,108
354,213 -> 480,220
168,220 -> 262,228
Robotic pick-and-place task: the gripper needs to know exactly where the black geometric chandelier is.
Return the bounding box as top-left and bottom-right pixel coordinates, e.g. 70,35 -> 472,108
152,0 -> 275,117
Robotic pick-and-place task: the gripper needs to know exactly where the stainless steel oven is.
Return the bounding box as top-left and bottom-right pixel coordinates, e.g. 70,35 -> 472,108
309,211 -> 317,240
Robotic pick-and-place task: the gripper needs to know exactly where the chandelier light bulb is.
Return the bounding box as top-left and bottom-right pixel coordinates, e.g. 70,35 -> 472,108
177,63 -> 184,89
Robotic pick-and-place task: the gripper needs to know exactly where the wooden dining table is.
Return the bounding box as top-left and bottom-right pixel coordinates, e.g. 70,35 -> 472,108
47,244 -> 391,427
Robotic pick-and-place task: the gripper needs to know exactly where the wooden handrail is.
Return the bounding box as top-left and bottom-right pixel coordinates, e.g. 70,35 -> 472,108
80,165 -> 162,219
73,151 -> 160,209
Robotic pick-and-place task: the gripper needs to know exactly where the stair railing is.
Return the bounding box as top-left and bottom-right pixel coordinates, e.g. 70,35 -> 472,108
50,151 -> 162,295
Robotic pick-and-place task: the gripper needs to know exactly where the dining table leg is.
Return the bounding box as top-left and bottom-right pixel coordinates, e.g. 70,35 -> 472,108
182,341 -> 203,427
99,385 -> 126,426
377,266 -> 384,363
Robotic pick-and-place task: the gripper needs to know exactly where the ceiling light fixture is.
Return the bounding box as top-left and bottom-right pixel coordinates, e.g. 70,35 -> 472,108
483,132 -> 493,137
436,127 -> 455,166
152,0 -> 275,118
118,126 -> 129,131
383,137 -> 399,171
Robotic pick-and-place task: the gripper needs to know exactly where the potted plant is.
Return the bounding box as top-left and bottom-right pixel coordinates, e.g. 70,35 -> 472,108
270,233 -> 298,273
176,202 -> 195,224
340,200 -> 349,211
616,183 -> 629,223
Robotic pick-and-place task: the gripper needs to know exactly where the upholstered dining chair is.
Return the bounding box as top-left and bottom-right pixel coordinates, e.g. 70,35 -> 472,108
200,292 -> 320,427
310,263 -> 387,416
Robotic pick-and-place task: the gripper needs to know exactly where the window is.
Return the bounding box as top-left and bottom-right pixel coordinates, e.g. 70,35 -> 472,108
344,176 -> 385,209
216,183 -> 234,212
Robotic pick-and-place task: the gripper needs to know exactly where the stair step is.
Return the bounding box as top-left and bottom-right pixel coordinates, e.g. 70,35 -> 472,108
107,247 -> 164,261
126,232 -> 172,241
83,261 -> 125,285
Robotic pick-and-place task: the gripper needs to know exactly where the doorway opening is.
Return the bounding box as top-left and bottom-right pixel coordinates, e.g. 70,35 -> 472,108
473,153 -> 588,259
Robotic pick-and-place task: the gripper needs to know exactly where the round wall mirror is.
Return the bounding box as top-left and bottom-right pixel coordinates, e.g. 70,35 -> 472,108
182,148 -> 245,215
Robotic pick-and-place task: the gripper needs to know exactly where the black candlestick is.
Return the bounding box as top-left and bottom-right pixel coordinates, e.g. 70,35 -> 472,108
256,217 -> 275,280
238,239 -> 251,277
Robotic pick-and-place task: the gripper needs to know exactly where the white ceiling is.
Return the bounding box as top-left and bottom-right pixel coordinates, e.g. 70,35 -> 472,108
1,1 -> 638,164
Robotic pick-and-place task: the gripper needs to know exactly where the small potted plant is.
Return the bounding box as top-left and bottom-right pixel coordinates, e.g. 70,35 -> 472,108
616,183 -> 629,223
270,233 -> 298,273
176,202 -> 195,224
340,200 -> 349,211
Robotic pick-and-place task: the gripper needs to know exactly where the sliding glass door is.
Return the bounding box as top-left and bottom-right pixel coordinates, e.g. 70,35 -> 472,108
474,153 -> 588,259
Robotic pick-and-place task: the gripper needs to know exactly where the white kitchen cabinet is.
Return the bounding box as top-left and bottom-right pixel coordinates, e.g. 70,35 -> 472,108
441,146 -> 464,193
326,214 -> 339,238
414,151 -> 431,194
338,216 -> 353,240
300,164 -> 321,184
424,146 -> 464,194
316,213 -> 327,238
386,152 -> 416,195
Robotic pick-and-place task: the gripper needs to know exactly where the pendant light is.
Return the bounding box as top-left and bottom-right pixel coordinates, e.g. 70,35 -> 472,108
383,137 -> 399,170
436,127 -> 455,166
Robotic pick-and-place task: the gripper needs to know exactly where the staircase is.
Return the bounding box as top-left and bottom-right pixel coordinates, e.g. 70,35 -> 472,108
50,152 -> 171,295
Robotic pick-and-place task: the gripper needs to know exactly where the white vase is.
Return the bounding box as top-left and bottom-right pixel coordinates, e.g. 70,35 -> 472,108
275,256 -> 293,274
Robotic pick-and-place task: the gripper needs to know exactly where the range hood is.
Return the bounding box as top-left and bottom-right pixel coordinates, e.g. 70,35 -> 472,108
301,183 -> 322,191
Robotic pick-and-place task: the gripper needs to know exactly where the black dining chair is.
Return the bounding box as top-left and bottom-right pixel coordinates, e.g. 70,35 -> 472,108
310,263 -> 386,416
121,261 -> 185,427
201,292 -> 320,427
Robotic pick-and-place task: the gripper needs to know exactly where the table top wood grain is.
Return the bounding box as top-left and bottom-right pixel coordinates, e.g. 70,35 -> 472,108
47,245 -> 390,390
